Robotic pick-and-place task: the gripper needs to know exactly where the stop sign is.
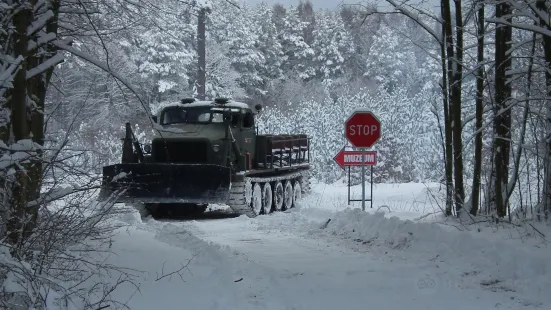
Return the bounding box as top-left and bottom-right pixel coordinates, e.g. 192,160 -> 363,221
345,111 -> 381,148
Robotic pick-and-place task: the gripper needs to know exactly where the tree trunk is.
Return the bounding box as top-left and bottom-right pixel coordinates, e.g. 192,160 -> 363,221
23,0 -> 61,240
197,7 -> 207,100
471,0 -> 485,216
6,6 -> 32,248
492,1 -> 513,218
2,1 -> 62,247
439,5 -> 454,216
441,0 -> 465,215
451,0 -> 465,215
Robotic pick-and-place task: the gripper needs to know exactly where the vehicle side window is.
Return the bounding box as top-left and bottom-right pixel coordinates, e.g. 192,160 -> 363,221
198,112 -> 211,122
162,108 -> 186,125
243,111 -> 254,128
231,112 -> 240,127
211,113 -> 224,123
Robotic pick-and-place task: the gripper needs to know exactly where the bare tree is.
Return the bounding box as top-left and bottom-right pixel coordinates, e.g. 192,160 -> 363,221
486,0 -> 514,218
0,0 -> 191,307
471,0 -> 486,216
380,0 -> 465,216
486,0 -> 551,220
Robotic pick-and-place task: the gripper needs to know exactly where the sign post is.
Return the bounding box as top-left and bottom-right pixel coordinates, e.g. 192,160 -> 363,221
343,110 -> 381,211
333,147 -> 377,208
361,148 -> 366,210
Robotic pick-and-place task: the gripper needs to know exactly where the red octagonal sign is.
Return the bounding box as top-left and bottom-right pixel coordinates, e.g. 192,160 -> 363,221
345,111 -> 381,148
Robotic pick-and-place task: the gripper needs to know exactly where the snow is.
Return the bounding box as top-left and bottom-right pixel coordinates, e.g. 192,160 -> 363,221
28,185 -> 76,206
0,151 -> 33,169
27,52 -> 65,79
182,100 -> 250,109
195,0 -> 213,10
87,180 -> 550,309
112,171 -> 129,182
155,99 -> 250,115
3,0 -> 549,307
27,10 -> 55,36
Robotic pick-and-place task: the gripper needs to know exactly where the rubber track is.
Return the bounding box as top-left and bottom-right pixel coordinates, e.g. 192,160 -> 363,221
227,170 -> 311,218
227,181 -> 257,218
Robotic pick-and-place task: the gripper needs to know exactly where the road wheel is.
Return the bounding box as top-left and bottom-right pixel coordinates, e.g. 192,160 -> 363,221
262,182 -> 273,214
244,180 -> 253,205
252,183 -> 263,216
283,180 -> 293,210
292,181 -> 302,207
273,181 -> 284,211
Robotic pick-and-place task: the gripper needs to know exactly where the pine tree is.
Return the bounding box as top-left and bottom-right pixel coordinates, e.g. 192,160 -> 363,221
252,3 -> 285,94
279,6 -> 315,80
364,20 -> 417,93
310,11 -> 355,82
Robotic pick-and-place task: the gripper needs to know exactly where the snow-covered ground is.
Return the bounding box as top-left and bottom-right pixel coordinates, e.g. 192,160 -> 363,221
101,180 -> 550,309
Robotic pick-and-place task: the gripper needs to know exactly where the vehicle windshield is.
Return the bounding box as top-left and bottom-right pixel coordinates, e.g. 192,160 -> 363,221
161,106 -> 238,125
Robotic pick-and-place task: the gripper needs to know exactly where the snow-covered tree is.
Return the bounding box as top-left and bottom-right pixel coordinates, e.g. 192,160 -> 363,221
364,20 -> 418,94
310,11 -> 355,82
204,40 -> 246,99
221,4 -> 264,96
0,0 -> 164,308
119,0 -> 196,103
251,3 -> 285,93
278,6 -> 315,80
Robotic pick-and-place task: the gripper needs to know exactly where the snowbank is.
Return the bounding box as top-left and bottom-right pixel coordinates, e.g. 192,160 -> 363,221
319,208 -> 550,303
243,178 -> 550,306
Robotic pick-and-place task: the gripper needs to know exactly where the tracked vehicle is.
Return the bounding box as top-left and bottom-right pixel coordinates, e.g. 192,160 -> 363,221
98,98 -> 311,217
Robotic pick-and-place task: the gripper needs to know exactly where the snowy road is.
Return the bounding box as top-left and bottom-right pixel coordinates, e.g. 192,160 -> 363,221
166,213 -> 538,310
105,182 -> 550,310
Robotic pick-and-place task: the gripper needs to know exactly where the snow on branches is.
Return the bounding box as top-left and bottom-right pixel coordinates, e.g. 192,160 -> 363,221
257,85 -> 442,184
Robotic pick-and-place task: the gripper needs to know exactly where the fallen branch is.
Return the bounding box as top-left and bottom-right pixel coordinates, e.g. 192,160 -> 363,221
155,250 -> 202,282
377,205 -> 391,213
320,219 -> 331,229
529,223 -> 546,239
413,211 -> 440,221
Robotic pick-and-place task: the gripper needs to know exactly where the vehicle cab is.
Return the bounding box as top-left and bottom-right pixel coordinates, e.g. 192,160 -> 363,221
148,98 -> 261,170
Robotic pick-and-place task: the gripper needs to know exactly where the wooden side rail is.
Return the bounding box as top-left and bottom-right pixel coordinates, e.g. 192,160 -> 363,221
255,134 -> 310,169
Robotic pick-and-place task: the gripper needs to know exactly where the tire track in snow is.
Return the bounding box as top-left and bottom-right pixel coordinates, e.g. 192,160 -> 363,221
169,215 -> 544,310
149,220 -> 300,310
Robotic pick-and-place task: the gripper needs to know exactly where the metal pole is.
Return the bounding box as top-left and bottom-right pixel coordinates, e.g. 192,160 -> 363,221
348,166 -> 351,205
361,148 -> 366,211
371,164 -> 374,209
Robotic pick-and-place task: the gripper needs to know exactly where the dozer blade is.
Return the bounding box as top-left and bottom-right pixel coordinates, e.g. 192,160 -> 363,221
99,163 -> 231,204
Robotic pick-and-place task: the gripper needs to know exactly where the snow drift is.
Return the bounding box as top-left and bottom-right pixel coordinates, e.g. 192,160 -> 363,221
320,208 -> 549,301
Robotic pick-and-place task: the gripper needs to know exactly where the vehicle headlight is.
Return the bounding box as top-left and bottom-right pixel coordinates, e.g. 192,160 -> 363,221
213,144 -> 220,152
143,144 -> 151,153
